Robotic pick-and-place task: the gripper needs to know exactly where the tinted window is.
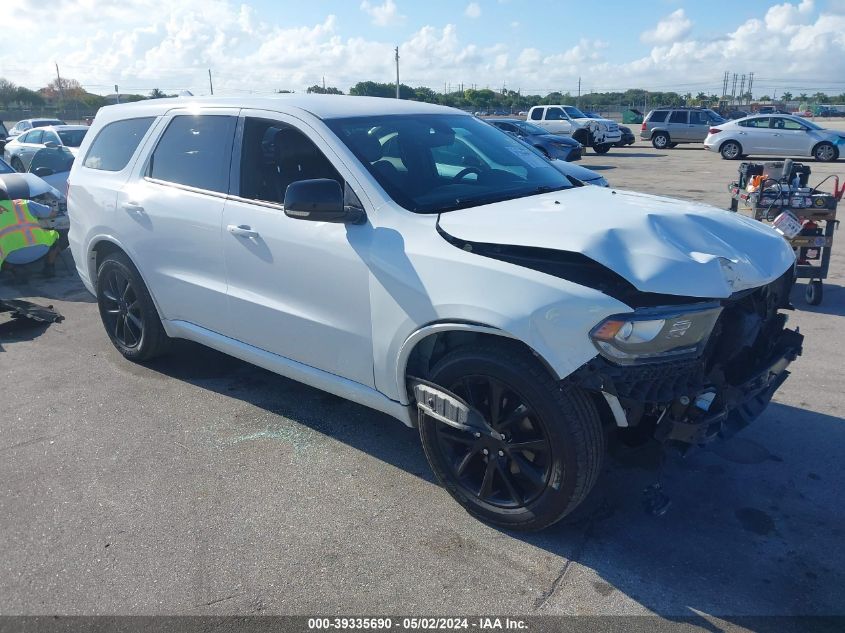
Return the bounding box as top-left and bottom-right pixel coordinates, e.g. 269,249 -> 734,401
689,111 -> 708,125
529,109 -> 543,121
739,118 -> 770,129
648,111 -> 668,123
57,129 -> 87,147
84,117 -> 155,171
30,147 -> 75,174
238,117 -> 341,204
0,158 -> 14,174
328,113 -> 572,214
149,115 -> 236,193
545,107 -> 566,121
42,131 -> 61,145
771,117 -> 805,130
669,111 -> 688,124
33,120 -> 65,127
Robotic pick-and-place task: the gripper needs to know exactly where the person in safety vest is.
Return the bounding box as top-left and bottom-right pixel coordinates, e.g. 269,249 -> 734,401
0,186 -> 63,278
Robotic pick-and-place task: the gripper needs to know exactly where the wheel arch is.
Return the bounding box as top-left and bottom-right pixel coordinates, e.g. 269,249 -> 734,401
395,322 -> 561,407
719,138 -> 743,155
811,140 -> 838,161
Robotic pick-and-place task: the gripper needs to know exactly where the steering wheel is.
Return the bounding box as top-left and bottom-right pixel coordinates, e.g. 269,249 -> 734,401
452,166 -> 482,181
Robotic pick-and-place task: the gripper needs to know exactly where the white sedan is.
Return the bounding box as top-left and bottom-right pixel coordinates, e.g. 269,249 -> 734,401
704,114 -> 844,162
3,124 -> 88,172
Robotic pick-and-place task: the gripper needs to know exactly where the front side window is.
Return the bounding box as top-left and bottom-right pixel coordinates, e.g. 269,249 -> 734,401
42,131 -> 61,145
545,107 -> 566,121
148,115 -> 237,193
669,111 -> 688,124
689,111 -> 708,125
84,117 -> 155,171
238,117 -> 342,204
328,113 -> 572,214
57,129 -> 87,147
771,117 -> 805,131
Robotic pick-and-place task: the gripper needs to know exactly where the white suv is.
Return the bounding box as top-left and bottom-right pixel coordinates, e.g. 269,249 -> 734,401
68,96 -> 802,530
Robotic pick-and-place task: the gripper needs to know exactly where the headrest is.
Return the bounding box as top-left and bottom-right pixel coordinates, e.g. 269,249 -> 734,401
348,132 -> 383,163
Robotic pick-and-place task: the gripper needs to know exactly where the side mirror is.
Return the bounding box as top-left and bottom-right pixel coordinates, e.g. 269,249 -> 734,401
283,179 -> 365,224
33,166 -> 55,177
44,141 -> 59,149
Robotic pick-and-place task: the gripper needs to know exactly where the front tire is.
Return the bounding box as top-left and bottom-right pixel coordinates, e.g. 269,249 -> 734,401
720,140 -> 742,160
96,252 -> 171,362
418,344 -> 605,531
593,144 -> 611,154
813,142 -> 838,162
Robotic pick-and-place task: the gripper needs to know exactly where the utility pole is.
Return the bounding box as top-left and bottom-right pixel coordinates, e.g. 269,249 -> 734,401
577,76 -> 581,106
208,69 -> 214,95
739,74 -> 746,105
115,85 -> 120,104
394,46 -> 400,99
747,71 -> 754,105
55,63 -> 65,115
322,75 -> 326,90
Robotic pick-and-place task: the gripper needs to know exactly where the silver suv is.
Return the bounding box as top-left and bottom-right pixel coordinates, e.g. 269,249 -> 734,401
641,107 -> 725,149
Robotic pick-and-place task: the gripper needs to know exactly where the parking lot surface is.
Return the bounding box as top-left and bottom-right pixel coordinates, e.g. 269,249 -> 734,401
2,133 -> 844,621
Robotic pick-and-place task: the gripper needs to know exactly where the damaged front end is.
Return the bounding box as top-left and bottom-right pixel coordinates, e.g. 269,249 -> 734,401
568,269 -> 803,448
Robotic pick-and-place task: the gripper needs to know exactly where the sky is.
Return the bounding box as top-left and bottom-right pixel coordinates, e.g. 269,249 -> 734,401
2,0 -> 845,98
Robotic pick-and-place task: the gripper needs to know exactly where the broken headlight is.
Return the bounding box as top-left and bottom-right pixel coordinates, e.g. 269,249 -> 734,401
590,304 -> 722,365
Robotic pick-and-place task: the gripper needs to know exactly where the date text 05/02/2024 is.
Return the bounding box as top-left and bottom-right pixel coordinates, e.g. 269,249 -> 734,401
307,617 -> 529,630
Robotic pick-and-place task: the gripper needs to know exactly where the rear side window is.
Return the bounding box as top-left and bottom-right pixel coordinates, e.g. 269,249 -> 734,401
529,108 -> 543,121
84,117 -> 155,171
648,111 -> 668,123
148,115 -> 237,193
669,111 -> 688,124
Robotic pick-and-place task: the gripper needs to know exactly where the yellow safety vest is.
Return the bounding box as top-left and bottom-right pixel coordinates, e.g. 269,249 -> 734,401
0,199 -> 59,266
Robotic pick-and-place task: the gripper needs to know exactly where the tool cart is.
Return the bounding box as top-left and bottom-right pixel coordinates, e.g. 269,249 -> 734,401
728,160 -> 842,305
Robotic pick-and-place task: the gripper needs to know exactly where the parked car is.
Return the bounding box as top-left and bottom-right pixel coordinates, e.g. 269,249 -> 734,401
69,96 -> 802,531
488,118 -> 582,161
641,107 -> 725,149
6,118 -> 66,140
704,114 -> 845,161
507,134 -> 606,186
3,125 -> 88,172
526,105 -> 621,153
615,125 -> 636,147
0,155 -> 68,231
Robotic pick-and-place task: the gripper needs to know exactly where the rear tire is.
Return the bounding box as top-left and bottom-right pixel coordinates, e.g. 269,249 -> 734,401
593,144 -> 611,154
805,280 -> 823,305
720,140 -> 742,160
651,132 -> 670,149
96,252 -> 171,362
418,344 -> 605,531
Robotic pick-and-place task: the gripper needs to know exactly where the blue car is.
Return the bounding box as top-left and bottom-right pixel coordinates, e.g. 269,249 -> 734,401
488,118 -> 582,161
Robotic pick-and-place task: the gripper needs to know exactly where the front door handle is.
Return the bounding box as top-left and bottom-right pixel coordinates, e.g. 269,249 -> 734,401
122,201 -> 144,213
227,224 -> 260,238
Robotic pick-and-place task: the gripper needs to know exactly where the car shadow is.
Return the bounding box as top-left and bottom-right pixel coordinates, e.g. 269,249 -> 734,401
0,250 -> 95,304
140,341 -> 845,619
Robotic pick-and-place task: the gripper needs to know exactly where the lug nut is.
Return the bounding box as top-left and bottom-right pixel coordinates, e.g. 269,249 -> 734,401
498,450 -> 504,457
482,448 -> 489,455
474,432 -> 481,438
679,396 -> 691,406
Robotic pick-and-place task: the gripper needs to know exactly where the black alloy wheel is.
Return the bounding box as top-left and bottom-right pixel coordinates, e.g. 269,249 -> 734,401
100,267 -> 144,349
418,345 -> 605,531
96,251 -> 170,361
433,375 -> 552,509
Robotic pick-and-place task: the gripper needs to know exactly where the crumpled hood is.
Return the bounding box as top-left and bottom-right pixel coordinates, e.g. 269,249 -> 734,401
0,172 -> 63,201
437,186 -> 795,299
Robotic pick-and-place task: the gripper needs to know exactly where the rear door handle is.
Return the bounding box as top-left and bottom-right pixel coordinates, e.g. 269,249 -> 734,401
227,224 -> 260,238
122,201 -> 144,213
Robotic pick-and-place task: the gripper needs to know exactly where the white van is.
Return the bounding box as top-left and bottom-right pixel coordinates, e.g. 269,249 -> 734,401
68,95 -> 802,530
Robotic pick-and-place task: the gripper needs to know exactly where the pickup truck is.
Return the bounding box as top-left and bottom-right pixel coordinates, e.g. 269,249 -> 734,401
526,105 -> 622,153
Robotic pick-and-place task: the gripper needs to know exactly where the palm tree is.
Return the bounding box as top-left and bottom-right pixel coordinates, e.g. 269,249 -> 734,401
149,88 -> 167,99
781,91 -> 793,102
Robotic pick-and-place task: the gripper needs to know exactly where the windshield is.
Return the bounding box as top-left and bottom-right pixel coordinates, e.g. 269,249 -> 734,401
327,114 -> 572,214
512,121 -> 548,135
57,129 -> 87,147
0,158 -> 14,174
34,120 -> 65,128
563,106 -> 588,119
798,117 -> 823,130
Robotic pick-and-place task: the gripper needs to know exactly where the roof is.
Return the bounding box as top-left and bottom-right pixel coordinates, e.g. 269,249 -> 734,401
97,94 -> 460,122
43,125 -> 89,131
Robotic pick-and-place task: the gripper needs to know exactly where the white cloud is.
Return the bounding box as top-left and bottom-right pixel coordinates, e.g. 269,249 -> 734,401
0,0 -> 843,99
641,9 -> 693,44
360,0 -> 406,27
465,2 -> 482,18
